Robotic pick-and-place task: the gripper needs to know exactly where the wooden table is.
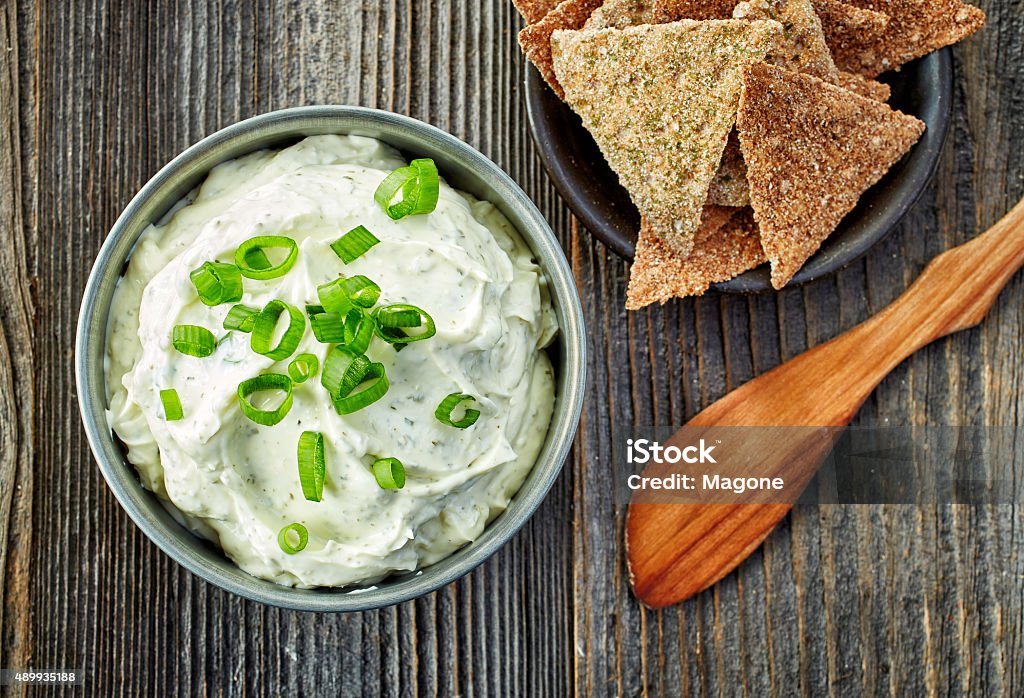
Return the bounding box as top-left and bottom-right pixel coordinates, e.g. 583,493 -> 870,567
1,1 -> 1021,695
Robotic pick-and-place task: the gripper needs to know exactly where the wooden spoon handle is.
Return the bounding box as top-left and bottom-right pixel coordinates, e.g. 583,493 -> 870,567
850,197 -> 1024,376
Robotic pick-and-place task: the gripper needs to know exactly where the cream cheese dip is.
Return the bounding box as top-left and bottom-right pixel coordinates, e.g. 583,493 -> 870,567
105,135 -> 558,588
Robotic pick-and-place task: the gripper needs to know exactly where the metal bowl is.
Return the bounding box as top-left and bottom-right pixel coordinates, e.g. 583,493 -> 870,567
76,106 -> 587,612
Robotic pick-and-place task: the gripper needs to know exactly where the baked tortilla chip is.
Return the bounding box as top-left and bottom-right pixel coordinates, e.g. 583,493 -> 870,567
513,0 -> 560,24
841,0 -> 985,76
585,0 -> 661,29
733,0 -> 839,83
812,0 -> 890,75
519,0 -> 605,99
551,20 -> 781,256
737,62 -> 924,288
837,70 -> 891,101
653,0 -> 739,21
708,131 -> 750,207
626,207 -> 764,307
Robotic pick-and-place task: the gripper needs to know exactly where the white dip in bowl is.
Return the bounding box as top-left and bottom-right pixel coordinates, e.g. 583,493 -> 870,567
105,134 -> 558,588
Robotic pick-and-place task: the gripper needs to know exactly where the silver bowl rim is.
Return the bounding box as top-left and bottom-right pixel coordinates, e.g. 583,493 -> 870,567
75,105 -> 587,612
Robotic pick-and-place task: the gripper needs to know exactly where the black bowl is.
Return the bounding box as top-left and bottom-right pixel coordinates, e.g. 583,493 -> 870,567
525,49 -> 952,292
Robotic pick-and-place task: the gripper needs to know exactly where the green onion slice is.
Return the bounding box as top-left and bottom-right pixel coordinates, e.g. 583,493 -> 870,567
321,347 -> 389,414
223,304 -> 260,332
159,389 -> 183,421
277,523 -> 308,554
435,392 -> 481,429
237,373 -> 294,426
189,261 -> 243,306
331,362 -> 388,414
373,304 -> 436,344
172,325 -> 217,357
250,300 -> 306,361
321,348 -> 371,398
373,158 -> 440,220
288,353 -> 319,383
297,431 -> 326,502
340,309 -> 375,356
343,275 -> 381,308
234,236 -> 299,280
330,226 -> 380,264
305,304 -> 325,317
309,312 -> 347,343
316,278 -> 355,316
371,457 -> 406,489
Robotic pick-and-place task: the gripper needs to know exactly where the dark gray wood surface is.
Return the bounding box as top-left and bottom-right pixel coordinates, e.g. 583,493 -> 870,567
1,1 -> 1022,695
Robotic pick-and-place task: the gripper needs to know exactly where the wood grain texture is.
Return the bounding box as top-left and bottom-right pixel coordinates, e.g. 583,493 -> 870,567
1,0 -> 1021,695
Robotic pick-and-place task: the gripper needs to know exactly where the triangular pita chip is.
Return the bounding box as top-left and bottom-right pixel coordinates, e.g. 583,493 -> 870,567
840,0 -> 985,76
627,207 -> 765,307
653,0 -> 740,21
733,0 -> 839,83
707,131 -> 750,207
812,0 -> 890,75
551,20 -> 781,256
519,0 -> 605,99
837,70 -> 891,101
585,0 -> 661,29
513,0 -> 561,24
736,61 -> 925,288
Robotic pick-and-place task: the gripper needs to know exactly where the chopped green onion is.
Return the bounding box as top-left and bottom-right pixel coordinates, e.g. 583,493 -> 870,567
277,523 -> 308,554
317,278 -> 355,315
342,276 -> 381,308
309,312 -> 347,343
242,246 -> 272,271
375,306 -> 422,327
305,304 -> 326,317
288,353 -> 319,383
340,308 -> 375,356
331,362 -> 388,414
223,304 -> 260,332
321,347 -> 389,414
250,300 -> 305,361
435,392 -> 481,429
373,158 -> 440,220
234,236 -> 299,280
321,348 -> 371,399
371,457 -> 406,489
237,373 -> 294,426
189,261 -> 243,306
159,389 -> 183,421
172,325 -> 217,357
373,304 -> 436,345
297,431 -> 326,502
330,226 -> 380,264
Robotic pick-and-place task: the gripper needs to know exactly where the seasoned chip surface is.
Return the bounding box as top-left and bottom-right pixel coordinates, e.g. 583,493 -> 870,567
626,207 -> 764,307
519,0 -> 605,99
585,0 -> 661,29
734,0 -> 839,83
837,70 -> 891,101
513,0 -> 561,24
708,132 -> 750,207
841,0 -> 985,76
653,0 -> 740,21
737,61 -> 924,288
552,19 -> 780,256
812,0 -> 890,75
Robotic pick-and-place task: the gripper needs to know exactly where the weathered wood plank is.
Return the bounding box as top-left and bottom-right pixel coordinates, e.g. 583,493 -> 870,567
0,3 -> 36,695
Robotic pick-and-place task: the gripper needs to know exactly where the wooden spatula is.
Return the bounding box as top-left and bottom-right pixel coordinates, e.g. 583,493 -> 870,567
627,197 -> 1024,609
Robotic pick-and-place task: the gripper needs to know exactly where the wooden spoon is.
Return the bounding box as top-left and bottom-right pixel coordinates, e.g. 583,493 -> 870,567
627,197 -> 1024,609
